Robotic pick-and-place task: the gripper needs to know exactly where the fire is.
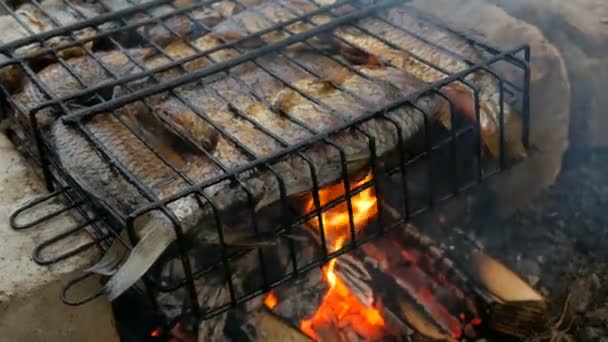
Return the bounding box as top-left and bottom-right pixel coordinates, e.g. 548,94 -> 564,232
264,290 -> 278,310
305,172 -> 378,240
299,172 -> 385,340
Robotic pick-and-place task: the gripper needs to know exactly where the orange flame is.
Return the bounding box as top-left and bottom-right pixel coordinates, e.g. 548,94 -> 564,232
264,291 -> 278,310
299,172 -> 385,340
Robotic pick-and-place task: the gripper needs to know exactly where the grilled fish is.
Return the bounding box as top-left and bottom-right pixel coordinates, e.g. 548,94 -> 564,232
0,0 -> 108,88
11,48 -> 152,134
137,0 -> 255,46
323,6 -> 526,161
0,0 -> 114,62
116,0 -> 331,87
75,48 -> 449,300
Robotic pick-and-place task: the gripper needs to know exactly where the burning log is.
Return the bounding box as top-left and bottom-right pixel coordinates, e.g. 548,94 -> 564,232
261,220 -> 549,341
240,309 -> 314,342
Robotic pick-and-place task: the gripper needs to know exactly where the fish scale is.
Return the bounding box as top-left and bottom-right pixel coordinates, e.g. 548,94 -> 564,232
12,48 -> 152,133
52,113 -> 194,216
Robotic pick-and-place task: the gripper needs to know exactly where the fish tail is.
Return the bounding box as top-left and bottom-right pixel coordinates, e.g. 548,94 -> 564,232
103,219 -> 174,301
85,237 -> 129,276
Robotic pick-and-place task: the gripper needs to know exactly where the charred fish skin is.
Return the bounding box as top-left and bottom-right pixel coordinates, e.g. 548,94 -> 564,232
327,6 -> 527,161
51,113 -> 189,217
11,48 -> 152,134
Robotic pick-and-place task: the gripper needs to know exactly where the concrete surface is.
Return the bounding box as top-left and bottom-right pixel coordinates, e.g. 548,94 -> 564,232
0,133 -> 119,342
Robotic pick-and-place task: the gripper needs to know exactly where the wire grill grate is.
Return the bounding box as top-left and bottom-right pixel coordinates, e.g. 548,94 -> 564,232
1,0 -> 531,334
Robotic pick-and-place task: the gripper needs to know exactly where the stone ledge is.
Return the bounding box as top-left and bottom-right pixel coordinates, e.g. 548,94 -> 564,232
0,133 -> 118,342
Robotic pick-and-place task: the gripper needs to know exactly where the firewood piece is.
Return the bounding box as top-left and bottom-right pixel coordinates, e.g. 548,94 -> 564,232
240,309 -> 313,342
398,296 -> 458,342
271,268 -> 327,323
490,300 -> 548,338
463,250 -> 548,337
360,245 -> 467,340
468,250 -> 544,303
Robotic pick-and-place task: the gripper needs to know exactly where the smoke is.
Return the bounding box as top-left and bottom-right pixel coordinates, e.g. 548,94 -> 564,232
490,0 -> 608,166
408,0 -> 572,216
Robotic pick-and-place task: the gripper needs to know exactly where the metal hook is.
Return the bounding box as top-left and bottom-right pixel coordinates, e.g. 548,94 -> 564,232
61,272 -> 106,306
32,218 -> 106,265
10,187 -> 83,230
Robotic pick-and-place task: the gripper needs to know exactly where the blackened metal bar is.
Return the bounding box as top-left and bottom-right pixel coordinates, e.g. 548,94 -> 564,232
0,0 -> 174,51
61,0 -> 404,122
9,187 -> 70,230
522,46 -> 531,148
378,113 -> 411,219
128,47 -> 529,219
498,79 -> 506,169
29,0 -> 360,113
366,138 -> 384,237
433,90 -> 460,194
32,219 -> 101,265
61,272 -> 105,306
207,198 -> 238,305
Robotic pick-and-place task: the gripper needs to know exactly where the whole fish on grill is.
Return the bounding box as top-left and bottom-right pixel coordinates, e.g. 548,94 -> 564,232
0,0 -> 105,51
101,0 -> 253,47
10,47 -> 152,134
73,36 -> 450,300
53,108 -> 297,273
0,0 -> 109,88
318,5 -> 527,161
135,0 -> 258,46
112,0 -> 336,88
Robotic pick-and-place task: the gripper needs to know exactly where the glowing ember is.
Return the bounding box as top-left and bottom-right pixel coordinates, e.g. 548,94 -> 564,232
299,172 -> 385,340
150,327 -> 162,338
264,291 -> 278,310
